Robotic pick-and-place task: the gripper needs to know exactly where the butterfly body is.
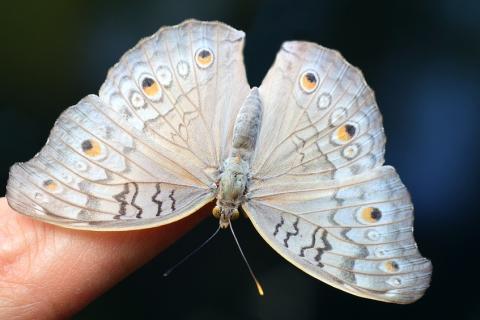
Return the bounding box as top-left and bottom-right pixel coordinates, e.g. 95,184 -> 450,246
214,156 -> 248,228
6,20 -> 431,303
214,87 -> 263,228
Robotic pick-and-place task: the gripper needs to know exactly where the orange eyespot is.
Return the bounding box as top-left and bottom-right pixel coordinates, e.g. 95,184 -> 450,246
81,139 -> 102,157
384,260 -> 400,273
361,207 -> 382,223
336,124 -> 356,142
43,179 -> 58,192
300,71 -> 318,93
195,48 -> 213,68
141,77 -> 160,96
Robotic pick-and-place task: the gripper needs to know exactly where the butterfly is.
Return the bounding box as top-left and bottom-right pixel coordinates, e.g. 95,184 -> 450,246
6,19 -> 431,304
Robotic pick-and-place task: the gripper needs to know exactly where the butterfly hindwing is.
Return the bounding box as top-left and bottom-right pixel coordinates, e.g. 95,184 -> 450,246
6,20 -> 250,230
6,94 -> 215,230
244,166 -> 431,303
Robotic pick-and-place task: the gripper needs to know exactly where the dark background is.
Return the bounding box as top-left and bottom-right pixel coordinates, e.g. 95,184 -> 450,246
1,0 -> 479,319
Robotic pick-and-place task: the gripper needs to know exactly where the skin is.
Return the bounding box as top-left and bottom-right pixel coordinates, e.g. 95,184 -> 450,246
0,197 -> 211,319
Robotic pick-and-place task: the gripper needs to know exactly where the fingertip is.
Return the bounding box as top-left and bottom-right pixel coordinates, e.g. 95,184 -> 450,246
0,197 -> 213,318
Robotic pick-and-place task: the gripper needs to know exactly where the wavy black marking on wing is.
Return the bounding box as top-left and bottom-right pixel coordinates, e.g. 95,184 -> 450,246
152,183 -> 163,216
315,230 -> 332,267
283,216 -> 300,248
300,226 -> 320,257
169,189 -> 176,211
132,182 -> 143,218
113,183 -> 130,219
273,215 -> 285,237
340,258 -> 357,283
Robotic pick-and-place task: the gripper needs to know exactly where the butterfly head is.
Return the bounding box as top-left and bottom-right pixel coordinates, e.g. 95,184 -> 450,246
212,206 -> 239,228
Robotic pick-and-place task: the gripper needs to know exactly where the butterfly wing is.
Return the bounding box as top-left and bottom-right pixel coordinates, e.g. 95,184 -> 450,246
244,41 -> 431,303
6,20 -> 250,230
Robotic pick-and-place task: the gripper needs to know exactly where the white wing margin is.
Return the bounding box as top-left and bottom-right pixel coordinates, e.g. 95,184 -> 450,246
246,42 -> 431,303
6,20 -> 250,230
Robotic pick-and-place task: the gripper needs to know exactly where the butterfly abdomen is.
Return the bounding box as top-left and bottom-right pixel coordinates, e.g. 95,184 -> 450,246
231,87 -> 263,162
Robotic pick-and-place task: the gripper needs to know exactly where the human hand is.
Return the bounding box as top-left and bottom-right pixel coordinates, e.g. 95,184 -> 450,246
0,197 -> 210,319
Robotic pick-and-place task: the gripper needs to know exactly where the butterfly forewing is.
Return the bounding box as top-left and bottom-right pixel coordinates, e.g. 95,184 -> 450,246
6,20 -> 249,230
250,42 -> 385,189
99,20 -> 250,182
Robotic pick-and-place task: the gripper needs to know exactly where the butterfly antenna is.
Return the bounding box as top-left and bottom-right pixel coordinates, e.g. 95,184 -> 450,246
163,226 -> 221,277
229,220 -> 264,296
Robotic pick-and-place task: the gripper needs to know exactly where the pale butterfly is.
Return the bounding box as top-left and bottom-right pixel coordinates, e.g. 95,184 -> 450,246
6,19 -> 432,304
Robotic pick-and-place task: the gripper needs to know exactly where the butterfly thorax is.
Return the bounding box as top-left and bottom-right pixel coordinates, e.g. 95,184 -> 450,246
214,156 -> 249,228
213,88 -> 263,228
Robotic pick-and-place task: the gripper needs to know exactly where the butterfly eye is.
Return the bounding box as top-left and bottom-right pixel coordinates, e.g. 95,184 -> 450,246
300,71 -> 318,93
231,209 -> 240,220
195,48 -> 214,68
360,207 -> 382,223
336,124 -> 356,142
141,77 -> 161,97
43,179 -> 59,192
212,206 -> 221,219
81,139 -> 102,157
